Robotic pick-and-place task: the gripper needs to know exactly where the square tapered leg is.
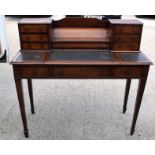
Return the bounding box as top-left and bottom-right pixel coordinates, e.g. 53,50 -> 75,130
27,78 -> 35,114
123,79 -> 131,113
15,78 -> 29,138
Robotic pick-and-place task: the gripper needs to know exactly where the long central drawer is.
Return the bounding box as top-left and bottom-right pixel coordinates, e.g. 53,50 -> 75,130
52,66 -> 112,78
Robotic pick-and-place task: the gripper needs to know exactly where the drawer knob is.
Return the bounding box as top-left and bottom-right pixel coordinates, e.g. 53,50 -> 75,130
133,29 -> 137,32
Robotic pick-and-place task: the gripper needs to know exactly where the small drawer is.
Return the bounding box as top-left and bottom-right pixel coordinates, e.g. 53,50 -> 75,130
114,25 -> 141,34
52,66 -> 112,78
20,66 -> 34,77
19,66 -> 49,77
21,34 -> 49,42
22,43 -> 49,50
33,67 -> 49,77
113,43 -> 139,51
113,66 -> 142,78
19,24 -> 48,33
113,34 -> 140,42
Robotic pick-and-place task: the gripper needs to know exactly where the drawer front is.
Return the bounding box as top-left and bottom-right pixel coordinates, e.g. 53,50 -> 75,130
21,34 -> 48,42
22,43 -> 49,50
113,66 -> 142,78
113,43 -> 139,51
113,34 -> 140,42
19,66 -> 49,77
53,66 -> 112,78
114,25 -> 141,34
14,66 -> 146,79
19,24 -> 48,33
52,42 -> 110,49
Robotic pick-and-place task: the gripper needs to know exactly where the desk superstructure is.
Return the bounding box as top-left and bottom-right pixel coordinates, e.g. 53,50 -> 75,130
11,17 -> 152,137
18,18 -> 143,51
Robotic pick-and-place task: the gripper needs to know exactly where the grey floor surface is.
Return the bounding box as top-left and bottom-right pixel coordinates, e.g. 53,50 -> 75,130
0,17 -> 155,140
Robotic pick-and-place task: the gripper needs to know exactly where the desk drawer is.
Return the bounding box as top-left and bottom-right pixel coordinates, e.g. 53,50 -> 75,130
113,42 -> 139,51
21,34 -> 49,42
113,34 -> 140,42
52,66 -> 111,78
19,24 -> 48,33
19,66 -> 49,77
22,43 -> 49,50
114,25 -> 141,34
113,66 -> 142,78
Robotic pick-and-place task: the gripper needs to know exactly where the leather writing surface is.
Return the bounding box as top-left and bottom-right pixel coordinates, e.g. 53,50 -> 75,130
14,52 -> 44,62
120,53 -> 148,62
11,50 -> 152,65
50,50 -> 113,61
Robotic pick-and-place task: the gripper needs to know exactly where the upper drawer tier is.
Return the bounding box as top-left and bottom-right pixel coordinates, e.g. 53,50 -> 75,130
114,25 -> 142,34
19,24 -> 48,33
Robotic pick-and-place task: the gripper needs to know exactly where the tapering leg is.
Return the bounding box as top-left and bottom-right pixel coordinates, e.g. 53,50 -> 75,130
15,78 -> 29,138
123,79 -> 131,113
130,78 -> 147,135
27,78 -> 35,114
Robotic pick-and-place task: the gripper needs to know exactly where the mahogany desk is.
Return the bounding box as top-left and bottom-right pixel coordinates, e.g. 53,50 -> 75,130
11,18 -> 153,137
11,49 -> 152,137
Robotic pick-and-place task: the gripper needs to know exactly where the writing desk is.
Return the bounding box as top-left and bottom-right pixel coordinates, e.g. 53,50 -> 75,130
11,17 -> 152,137
11,49 -> 152,137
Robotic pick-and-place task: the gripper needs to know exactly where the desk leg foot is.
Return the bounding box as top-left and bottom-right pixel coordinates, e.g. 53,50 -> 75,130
130,78 -> 147,136
27,79 -> 35,114
24,130 -> 29,138
123,108 -> 127,114
31,109 -> 35,114
130,128 -> 135,135
123,79 -> 131,114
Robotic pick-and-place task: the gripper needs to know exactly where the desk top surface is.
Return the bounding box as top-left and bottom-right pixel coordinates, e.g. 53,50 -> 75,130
11,49 -> 152,66
108,19 -> 143,25
18,18 -> 53,24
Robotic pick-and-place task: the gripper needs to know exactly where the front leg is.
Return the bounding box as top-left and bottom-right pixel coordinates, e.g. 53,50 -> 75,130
123,79 -> 131,113
15,78 -> 29,138
130,78 -> 147,135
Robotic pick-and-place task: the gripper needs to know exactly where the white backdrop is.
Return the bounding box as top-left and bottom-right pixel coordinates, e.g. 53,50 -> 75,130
0,15 -> 8,59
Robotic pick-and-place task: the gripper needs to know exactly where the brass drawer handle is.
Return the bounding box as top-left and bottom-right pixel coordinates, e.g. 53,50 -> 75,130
133,28 -> 138,32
